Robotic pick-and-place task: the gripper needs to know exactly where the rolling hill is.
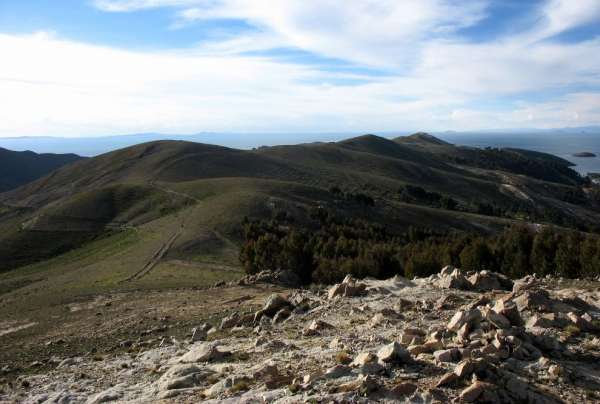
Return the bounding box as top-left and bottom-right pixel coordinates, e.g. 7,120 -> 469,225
0,133 -> 599,307
0,147 -> 83,193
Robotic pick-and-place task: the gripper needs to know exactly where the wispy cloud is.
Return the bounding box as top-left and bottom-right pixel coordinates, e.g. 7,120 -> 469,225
0,1 -> 599,136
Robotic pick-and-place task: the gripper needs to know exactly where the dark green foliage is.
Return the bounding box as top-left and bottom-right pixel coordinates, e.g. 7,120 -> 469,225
328,187 -> 375,207
397,185 -> 457,210
442,147 -> 584,186
240,211 -> 600,284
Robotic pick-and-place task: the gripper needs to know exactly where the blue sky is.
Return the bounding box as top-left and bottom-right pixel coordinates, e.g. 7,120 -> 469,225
0,0 -> 600,137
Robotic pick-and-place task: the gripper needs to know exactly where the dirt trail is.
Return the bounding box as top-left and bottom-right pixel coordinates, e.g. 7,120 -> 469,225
122,229 -> 183,282
123,182 -> 239,282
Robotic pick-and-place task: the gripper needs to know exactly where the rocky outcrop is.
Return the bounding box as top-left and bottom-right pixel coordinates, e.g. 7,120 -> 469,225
6,266 -> 599,403
327,275 -> 368,299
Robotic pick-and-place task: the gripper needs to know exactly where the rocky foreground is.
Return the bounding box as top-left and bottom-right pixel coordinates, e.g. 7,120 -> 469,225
2,268 -> 600,403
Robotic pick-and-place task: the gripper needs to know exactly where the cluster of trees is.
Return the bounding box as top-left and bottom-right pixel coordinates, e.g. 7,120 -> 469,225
329,187 -> 375,206
397,185 -> 457,210
444,147 -> 583,186
239,210 -> 600,285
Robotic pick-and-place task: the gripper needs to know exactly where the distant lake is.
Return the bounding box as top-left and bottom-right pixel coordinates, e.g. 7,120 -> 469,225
437,132 -> 600,175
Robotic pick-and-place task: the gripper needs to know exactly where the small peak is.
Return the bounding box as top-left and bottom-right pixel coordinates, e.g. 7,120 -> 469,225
398,132 -> 450,145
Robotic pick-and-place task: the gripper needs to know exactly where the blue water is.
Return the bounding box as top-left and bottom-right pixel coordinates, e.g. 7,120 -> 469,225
436,132 -> 600,175
1,130 -> 599,175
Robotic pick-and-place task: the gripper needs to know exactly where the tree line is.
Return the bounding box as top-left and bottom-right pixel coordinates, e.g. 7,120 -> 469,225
239,209 -> 600,285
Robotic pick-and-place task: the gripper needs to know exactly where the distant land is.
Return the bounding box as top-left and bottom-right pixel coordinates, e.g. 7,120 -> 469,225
0,147 -> 82,192
0,126 -> 599,174
573,152 -> 597,157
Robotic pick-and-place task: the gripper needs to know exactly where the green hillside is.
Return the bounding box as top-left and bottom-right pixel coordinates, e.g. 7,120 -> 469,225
0,147 -> 83,193
0,133 -> 598,305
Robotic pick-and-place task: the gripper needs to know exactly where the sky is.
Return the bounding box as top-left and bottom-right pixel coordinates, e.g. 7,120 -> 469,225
0,0 -> 600,137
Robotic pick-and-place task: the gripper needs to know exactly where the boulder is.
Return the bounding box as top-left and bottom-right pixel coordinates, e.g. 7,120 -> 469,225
459,381 -> 496,402
513,275 -> 538,293
190,327 -> 207,342
157,364 -> 212,391
437,268 -> 471,290
271,307 -> 291,324
513,290 -> 551,312
526,314 -> 558,330
252,362 -> 290,388
327,278 -> 367,299
567,312 -> 595,331
440,265 -> 456,276
434,348 -> 461,363
468,270 -> 513,292
454,359 -> 476,378
388,382 -> 418,398
303,319 -> 334,336
324,364 -> 352,379
263,294 -> 292,317
179,342 -> 231,363
436,372 -> 459,387
336,375 -> 379,394
87,387 -> 123,403
352,352 -> 377,366
492,298 -> 522,326
447,308 -> 482,332
377,342 -> 411,363
484,309 -> 511,329
220,312 -> 239,330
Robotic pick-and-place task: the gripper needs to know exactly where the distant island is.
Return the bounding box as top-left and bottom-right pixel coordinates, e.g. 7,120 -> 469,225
573,151 -> 597,157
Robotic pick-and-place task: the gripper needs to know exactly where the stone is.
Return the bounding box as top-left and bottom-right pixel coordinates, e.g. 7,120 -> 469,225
388,382 -> 418,398
485,309 -> 511,329
434,348 -> 460,363
513,290 -> 551,312
357,363 -> 382,377
327,280 -> 367,299
325,364 -> 352,379
303,370 -> 324,384
548,364 -> 562,379
459,381 -> 495,402
352,352 -> 377,366
252,362 -> 290,388
492,298 -> 522,326
526,314 -> 557,330
337,375 -> 379,394
513,275 -> 538,293
263,294 -> 292,317
179,342 -> 231,363
447,309 -> 482,332
437,268 -> 471,290
468,271 -> 501,291
190,327 -> 207,342
220,312 -> 239,329
204,378 -> 234,398
436,372 -> 459,387
567,312 -> 593,331
454,359 -> 476,378
271,307 -> 291,324
377,342 -> 411,363
87,387 -> 123,403
157,364 -> 211,391
303,319 -> 334,335
440,265 -> 455,276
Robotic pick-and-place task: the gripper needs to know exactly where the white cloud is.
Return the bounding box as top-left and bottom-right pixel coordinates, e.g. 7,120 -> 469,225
540,0 -> 600,39
1,1 -> 600,137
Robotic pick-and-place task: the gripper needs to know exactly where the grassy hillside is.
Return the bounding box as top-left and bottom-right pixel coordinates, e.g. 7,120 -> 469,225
0,147 -> 82,192
0,133 -> 598,304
